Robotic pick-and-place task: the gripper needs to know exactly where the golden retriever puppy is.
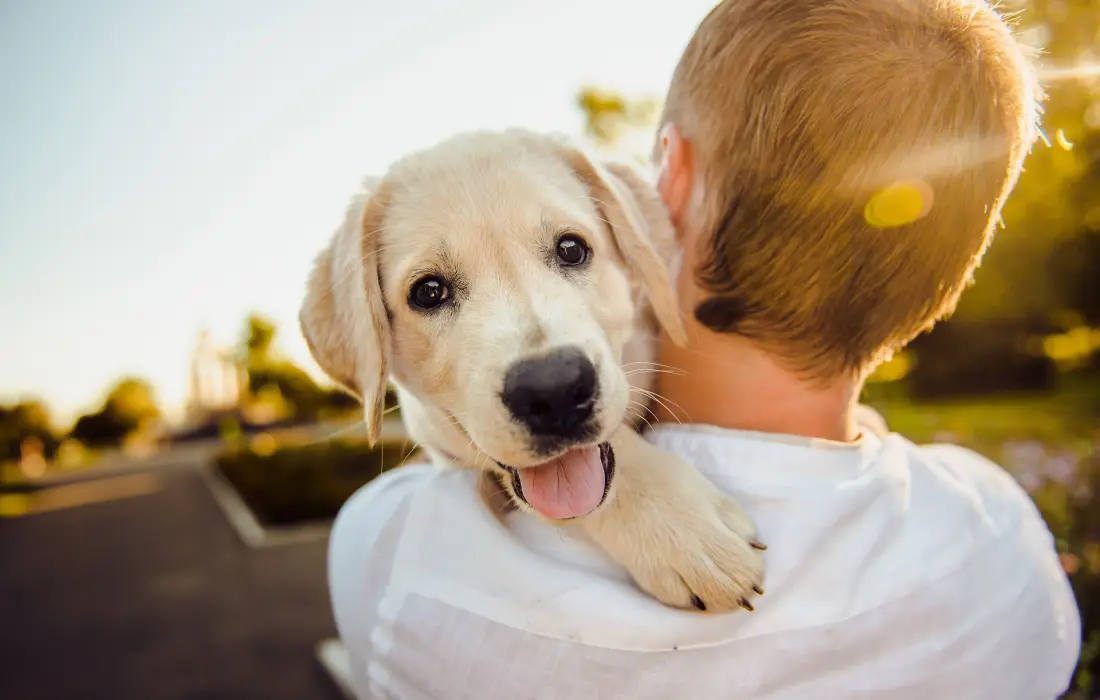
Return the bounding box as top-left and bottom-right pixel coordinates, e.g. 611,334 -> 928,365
300,129 -> 765,612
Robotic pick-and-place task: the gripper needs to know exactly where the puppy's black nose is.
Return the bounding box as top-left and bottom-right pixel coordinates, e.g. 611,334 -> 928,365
501,347 -> 597,438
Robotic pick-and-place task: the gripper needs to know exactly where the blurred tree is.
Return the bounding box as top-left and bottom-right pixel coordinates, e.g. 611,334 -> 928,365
245,314 -> 278,367
577,86 -> 662,158
0,401 -> 59,463
238,313 -> 360,422
104,378 -> 161,424
1050,124 -> 1100,326
955,0 -> 1100,324
70,378 -> 162,448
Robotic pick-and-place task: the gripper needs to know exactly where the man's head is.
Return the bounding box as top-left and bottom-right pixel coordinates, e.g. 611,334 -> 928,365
654,0 -> 1041,382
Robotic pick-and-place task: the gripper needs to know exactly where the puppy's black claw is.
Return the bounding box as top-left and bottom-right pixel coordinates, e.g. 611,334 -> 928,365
740,598 -> 755,612
752,584 -> 765,596
690,595 -> 707,611
750,539 -> 768,550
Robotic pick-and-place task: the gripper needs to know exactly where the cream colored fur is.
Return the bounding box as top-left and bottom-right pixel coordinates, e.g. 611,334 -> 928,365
300,129 -> 764,612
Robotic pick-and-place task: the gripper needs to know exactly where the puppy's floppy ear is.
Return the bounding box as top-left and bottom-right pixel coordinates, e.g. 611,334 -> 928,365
560,147 -> 688,346
299,178 -> 393,443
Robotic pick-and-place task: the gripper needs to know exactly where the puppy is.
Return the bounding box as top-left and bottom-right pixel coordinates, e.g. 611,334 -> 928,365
300,129 -> 765,612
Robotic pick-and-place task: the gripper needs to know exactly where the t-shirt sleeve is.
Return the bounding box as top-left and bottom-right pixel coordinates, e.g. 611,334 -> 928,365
921,443 -> 1083,695
327,464 -> 439,699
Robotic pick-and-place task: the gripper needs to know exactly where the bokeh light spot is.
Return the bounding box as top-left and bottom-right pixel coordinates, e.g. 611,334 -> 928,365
1056,128 -> 1075,151
864,181 -> 933,229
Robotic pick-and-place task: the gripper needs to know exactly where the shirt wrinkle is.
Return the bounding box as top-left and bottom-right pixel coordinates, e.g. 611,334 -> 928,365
328,427 -> 1082,700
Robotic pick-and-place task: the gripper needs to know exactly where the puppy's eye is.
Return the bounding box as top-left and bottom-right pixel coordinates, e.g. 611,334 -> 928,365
409,276 -> 450,310
556,234 -> 589,266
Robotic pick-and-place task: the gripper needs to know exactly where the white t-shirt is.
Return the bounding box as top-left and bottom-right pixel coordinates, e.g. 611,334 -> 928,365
327,423 -> 1081,700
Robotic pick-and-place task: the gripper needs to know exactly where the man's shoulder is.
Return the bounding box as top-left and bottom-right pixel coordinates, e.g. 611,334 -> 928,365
906,439 -> 1081,688
330,462 -> 474,550
863,404 -> 1040,522
898,439 -> 1078,638
905,438 -> 1045,528
336,462 -> 443,521
327,463 -> 481,648
328,463 -> 450,593
873,435 -> 1066,583
859,403 -> 1035,514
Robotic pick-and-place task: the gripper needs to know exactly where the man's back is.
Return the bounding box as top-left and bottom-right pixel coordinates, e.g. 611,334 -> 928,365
328,425 -> 1080,699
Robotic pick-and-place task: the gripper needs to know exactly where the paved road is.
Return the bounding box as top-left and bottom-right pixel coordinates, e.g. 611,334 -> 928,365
0,454 -> 343,700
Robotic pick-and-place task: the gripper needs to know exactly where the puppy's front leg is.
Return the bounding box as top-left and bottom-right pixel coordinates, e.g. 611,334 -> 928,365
574,427 -> 766,612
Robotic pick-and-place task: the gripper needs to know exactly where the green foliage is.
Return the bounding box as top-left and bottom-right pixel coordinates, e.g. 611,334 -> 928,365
577,86 -> 662,155
863,374 -> 1097,454
103,378 -> 161,424
244,314 -> 277,365
1053,150 -> 1100,324
69,377 -> 161,448
954,0 -> 1100,323
0,401 -> 58,463
215,437 -> 417,526
905,320 -> 1060,398
238,312 -> 360,422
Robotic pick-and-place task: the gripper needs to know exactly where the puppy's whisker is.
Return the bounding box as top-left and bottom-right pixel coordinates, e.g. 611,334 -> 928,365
358,242 -> 404,261
462,434 -> 482,464
330,234 -> 409,292
582,195 -> 617,212
323,421 -> 365,440
626,404 -> 655,433
440,414 -> 465,429
628,398 -> 660,424
351,243 -> 405,279
296,420 -> 364,447
633,385 -> 684,415
624,368 -> 686,378
632,387 -> 687,424
393,440 -> 422,470
621,361 -> 688,375
328,231 -> 396,289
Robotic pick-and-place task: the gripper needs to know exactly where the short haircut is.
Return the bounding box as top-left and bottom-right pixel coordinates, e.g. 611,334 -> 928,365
659,0 -> 1041,378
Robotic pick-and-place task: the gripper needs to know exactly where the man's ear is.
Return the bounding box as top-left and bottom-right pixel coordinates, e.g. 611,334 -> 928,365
299,178 -> 393,443
559,145 -> 688,346
655,123 -> 696,238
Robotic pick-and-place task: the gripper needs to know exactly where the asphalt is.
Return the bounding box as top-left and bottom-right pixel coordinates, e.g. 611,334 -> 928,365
0,455 -> 344,700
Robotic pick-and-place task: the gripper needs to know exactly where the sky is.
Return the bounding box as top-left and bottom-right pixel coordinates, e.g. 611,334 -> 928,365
0,0 -> 721,425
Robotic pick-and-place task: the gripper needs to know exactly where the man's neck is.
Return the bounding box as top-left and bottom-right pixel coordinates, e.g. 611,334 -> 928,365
654,327 -> 862,442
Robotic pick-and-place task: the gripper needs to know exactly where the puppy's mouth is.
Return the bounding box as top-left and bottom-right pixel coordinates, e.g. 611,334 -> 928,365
496,442 -> 615,520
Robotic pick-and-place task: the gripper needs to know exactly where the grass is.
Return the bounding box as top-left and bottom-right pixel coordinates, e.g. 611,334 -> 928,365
863,374 -> 1098,463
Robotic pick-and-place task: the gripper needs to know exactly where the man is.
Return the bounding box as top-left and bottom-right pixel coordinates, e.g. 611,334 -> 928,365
327,1 -> 1081,697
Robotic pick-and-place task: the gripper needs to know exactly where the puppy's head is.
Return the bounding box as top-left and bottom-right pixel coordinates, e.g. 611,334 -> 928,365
300,130 -> 684,519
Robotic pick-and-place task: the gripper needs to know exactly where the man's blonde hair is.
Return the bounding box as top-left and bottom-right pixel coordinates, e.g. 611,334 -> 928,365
660,0 -> 1041,378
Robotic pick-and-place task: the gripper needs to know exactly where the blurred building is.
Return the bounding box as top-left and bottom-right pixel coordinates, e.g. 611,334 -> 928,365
184,329 -> 243,427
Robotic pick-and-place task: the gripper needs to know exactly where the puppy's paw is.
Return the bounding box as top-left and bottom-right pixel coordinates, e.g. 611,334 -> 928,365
577,431 -> 766,613
626,487 -> 765,613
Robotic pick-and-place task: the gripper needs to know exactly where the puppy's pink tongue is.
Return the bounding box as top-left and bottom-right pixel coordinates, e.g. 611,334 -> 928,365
517,445 -> 605,520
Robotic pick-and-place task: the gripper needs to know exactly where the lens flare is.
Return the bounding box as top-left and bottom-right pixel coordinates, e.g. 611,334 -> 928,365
864,181 -> 933,229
